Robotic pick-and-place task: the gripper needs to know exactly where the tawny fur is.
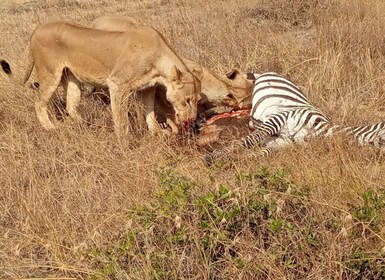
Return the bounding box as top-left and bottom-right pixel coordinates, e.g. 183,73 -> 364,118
11,21 -> 202,136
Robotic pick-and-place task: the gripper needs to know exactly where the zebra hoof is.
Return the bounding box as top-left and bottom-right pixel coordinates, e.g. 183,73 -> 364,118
203,154 -> 214,166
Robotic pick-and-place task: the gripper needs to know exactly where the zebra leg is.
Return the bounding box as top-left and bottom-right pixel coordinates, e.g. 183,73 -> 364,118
204,114 -> 287,165
203,139 -> 244,166
253,135 -> 294,157
371,125 -> 385,148
215,135 -> 293,162
341,122 -> 385,148
203,130 -> 270,166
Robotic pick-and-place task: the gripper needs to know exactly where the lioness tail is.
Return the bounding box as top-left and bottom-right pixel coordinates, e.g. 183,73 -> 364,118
22,50 -> 34,84
0,60 -> 12,75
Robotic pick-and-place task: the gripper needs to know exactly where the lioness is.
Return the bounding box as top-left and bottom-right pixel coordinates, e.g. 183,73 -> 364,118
89,15 -> 254,133
5,21 -> 201,136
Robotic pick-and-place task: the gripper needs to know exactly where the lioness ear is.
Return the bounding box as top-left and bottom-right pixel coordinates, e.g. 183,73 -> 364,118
191,67 -> 203,80
226,68 -> 240,80
246,72 -> 256,81
170,65 -> 182,81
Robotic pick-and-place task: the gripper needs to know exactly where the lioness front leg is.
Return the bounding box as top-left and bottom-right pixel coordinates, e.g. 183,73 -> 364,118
157,118 -> 179,134
64,71 -> 83,122
140,87 -> 173,135
165,117 -> 178,134
108,79 -> 130,136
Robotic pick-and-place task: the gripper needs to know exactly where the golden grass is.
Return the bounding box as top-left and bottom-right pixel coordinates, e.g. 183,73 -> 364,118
1,0 -> 385,279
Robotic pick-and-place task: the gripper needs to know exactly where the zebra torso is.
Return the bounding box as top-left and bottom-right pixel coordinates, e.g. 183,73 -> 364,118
204,72 -> 385,164
245,72 -> 385,150
250,72 -> 311,123
247,72 -> 335,144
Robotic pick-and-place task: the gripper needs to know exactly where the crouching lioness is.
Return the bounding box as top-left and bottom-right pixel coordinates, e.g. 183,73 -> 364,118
90,15 -> 254,133
3,21 -> 201,136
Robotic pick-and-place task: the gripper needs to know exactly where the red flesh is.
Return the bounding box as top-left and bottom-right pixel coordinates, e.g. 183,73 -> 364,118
206,109 -> 250,125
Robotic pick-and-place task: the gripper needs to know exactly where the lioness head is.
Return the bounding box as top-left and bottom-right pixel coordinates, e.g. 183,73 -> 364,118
222,68 -> 254,109
166,65 -> 201,128
194,67 -> 254,110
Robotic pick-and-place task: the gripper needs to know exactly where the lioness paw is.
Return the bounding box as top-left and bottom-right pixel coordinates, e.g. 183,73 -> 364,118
159,121 -> 170,130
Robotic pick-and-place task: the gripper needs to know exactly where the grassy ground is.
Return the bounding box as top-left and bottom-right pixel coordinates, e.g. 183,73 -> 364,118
1,0 -> 385,279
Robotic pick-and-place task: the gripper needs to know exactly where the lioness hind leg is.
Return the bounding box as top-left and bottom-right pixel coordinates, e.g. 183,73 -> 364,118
108,79 -> 129,136
35,70 -> 62,130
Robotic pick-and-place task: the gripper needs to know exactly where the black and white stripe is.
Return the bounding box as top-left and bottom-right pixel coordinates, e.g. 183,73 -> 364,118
249,72 -> 310,127
204,73 -> 385,164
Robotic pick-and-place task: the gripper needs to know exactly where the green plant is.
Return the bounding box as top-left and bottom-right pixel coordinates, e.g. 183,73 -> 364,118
157,169 -> 193,214
354,190 -> 385,228
269,218 -> 284,232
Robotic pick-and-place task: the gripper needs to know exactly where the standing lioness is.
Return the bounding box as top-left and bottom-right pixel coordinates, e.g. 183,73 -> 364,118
13,21 -> 201,135
90,15 -> 253,133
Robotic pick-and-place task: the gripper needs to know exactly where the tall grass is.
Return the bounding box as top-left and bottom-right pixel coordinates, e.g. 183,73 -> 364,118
1,0 -> 385,279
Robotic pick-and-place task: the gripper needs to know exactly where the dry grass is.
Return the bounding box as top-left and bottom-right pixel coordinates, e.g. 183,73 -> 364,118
1,0 -> 385,279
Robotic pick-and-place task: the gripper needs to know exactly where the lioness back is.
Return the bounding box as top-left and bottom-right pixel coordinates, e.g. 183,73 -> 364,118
91,15 -> 139,31
31,22 -> 173,87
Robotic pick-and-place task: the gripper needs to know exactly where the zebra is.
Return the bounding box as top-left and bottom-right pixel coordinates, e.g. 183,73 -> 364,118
204,72 -> 385,165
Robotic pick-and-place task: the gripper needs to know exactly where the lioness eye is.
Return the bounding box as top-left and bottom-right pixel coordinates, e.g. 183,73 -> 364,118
227,93 -> 235,99
186,98 -> 191,106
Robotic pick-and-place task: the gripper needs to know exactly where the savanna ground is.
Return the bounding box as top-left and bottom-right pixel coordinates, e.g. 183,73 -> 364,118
1,0 -> 385,279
